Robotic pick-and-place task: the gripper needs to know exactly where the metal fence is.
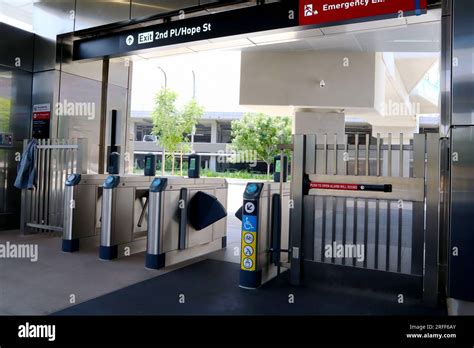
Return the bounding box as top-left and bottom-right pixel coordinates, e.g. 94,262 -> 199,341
20,139 -> 87,234
304,133 -> 425,275
290,132 -> 440,304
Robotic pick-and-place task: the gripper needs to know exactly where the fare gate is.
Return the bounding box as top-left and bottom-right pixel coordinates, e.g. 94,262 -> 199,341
290,133 -> 440,305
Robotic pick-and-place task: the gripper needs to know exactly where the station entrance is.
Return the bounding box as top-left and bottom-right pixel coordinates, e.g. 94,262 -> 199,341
15,0 -> 472,316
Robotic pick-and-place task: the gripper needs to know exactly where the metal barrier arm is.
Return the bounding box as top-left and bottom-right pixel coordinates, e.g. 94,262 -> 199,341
137,194 -> 149,228
270,194 -> 282,267
178,188 -> 188,250
305,174 -> 424,202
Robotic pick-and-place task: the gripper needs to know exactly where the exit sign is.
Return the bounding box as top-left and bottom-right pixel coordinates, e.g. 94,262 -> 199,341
299,0 -> 427,26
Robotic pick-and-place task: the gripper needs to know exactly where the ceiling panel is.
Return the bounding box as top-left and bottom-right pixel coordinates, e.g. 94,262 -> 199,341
354,21 -> 440,52
306,33 -> 363,51
320,17 -> 407,35
193,38 -> 255,51
249,27 -> 323,44
406,8 -> 441,24
138,46 -> 195,59
0,0 -> 33,31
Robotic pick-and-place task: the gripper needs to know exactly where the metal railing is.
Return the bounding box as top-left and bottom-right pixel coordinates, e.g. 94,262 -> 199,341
20,138 -> 88,234
303,133 -> 426,275
291,132 -> 440,304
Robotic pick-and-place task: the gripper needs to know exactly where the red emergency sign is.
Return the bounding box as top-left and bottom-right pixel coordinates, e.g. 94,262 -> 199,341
299,0 -> 427,26
33,112 -> 51,121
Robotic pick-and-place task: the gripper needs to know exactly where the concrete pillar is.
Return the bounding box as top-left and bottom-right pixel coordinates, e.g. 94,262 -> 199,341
293,110 -> 345,144
210,121 -> 218,143
209,157 -> 217,172
210,121 -> 218,171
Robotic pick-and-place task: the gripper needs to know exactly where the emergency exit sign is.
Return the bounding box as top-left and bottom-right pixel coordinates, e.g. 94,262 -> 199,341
299,0 -> 427,26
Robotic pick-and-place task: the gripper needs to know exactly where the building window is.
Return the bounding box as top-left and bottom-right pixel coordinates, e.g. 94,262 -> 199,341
218,122 -> 232,144
135,124 -> 153,141
193,123 -> 212,143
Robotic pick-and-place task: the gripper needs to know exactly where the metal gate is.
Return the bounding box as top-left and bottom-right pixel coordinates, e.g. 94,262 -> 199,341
20,138 -> 88,234
290,132 -> 440,305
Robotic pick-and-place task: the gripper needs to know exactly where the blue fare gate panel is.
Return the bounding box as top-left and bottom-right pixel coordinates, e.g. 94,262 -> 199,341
239,183 -> 264,289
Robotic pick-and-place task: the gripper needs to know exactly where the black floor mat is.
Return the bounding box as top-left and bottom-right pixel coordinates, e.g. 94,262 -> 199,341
54,259 -> 446,316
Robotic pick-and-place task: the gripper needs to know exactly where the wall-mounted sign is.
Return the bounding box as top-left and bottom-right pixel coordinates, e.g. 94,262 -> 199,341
73,0 -> 429,61
299,0 -> 427,26
32,103 -> 51,139
73,1 -> 298,60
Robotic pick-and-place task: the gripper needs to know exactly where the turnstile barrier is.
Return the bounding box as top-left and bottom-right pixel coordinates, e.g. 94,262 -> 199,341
62,174 -> 108,252
63,174 -> 228,268
239,182 -> 291,289
145,177 -> 228,269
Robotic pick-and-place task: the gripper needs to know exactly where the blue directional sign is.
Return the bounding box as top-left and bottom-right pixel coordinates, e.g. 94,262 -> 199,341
242,215 -> 257,232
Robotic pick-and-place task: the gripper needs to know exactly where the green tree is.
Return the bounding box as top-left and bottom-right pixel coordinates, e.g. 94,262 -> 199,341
231,113 -> 292,178
0,97 -> 11,131
151,89 -> 204,175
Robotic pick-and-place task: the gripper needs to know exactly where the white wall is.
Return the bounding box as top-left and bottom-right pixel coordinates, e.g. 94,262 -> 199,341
240,51 -> 376,109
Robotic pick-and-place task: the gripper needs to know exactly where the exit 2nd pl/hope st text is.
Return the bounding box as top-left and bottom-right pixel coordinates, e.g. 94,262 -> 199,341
155,23 -> 212,40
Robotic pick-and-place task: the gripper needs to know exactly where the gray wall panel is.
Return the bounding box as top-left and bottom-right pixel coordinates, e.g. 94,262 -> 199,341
109,59 -> 130,88
0,67 -> 32,229
33,0 -> 76,72
0,23 -> 34,72
0,24 -> 33,229
61,59 -> 104,83
57,72 -> 102,174
449,127 -> 474,300
448,0 -> 474,302
451,0 -> 474,126
32,70 -> 60,138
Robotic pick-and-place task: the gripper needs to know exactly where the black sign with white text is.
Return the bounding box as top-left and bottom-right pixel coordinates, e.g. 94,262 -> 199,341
73,1 -> 299,60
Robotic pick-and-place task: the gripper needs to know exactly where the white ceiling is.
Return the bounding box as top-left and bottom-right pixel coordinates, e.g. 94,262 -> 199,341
244,10 -> 441,53
129,8 -> 441,61
0,0 -> 33,31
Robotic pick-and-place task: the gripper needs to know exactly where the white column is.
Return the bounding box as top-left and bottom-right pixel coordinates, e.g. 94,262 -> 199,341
293,110 -> 345,144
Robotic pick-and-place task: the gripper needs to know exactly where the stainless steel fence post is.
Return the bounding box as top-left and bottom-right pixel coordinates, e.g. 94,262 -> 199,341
290,134 -> 305,285
424,133 -> 441,306
99,176 -> 120,260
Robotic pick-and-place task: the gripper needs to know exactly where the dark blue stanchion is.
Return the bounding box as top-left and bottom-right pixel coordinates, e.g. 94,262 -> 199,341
239,183 -> 264,289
